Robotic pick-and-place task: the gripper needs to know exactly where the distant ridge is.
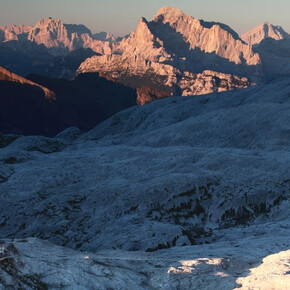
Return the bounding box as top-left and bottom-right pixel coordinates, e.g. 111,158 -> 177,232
241,22 -> 290,45
0,17 -> 118,56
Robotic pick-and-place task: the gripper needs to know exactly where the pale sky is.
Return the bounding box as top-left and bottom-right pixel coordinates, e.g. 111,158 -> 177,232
0,0 -> 289,37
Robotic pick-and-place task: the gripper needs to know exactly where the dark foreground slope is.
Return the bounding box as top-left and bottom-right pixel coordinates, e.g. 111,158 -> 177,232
0,67 -> 137,136
1,78 -> 290,251
1,79 -> 290,288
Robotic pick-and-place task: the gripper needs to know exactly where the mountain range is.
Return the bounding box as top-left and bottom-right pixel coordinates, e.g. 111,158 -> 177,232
0,17 -> 118,77
0,6 -> 290,135
78,6 -> 290,103
0,17 -> 117,55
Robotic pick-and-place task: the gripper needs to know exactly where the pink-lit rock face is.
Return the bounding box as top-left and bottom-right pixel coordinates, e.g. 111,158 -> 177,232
0,24 -> 31,42
152,6 -> 260,66
77,6 -> 261,104
241,22 -> 290,46
26,17 -> 114,55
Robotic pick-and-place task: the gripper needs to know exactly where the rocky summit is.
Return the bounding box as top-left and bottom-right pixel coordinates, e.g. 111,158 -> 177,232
78,6 -> 261,104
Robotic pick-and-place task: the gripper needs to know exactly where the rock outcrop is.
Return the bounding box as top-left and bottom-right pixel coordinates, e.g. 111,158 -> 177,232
179,70 -> 253,96
241,22 -> 290,45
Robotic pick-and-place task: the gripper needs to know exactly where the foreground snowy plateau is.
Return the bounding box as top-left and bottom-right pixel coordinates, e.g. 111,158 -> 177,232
1,78 -> 290,288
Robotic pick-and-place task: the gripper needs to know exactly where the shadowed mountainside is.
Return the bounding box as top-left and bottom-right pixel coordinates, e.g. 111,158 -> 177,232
0,67 -> 137,136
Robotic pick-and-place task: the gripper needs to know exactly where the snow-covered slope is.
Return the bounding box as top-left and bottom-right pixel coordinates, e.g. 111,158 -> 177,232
241,22 -> 290,45
0,78 -> 290,248
0,235 -> 290,289
1,78 -> 290,287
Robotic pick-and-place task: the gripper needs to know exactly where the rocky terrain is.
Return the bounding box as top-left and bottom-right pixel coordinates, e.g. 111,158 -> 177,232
241,21 -> 290,45
0,24 -> 31,42
0,78 -> 290,288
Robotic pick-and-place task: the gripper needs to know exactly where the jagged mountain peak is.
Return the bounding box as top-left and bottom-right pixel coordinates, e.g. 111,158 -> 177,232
0,24 -> 31,42
241,22 -> 290,45
24,17 -> 113,55
34,17 -> 62,27
135,17 -> 154,41
153,6 -> 242,44
154,6 -> 187,21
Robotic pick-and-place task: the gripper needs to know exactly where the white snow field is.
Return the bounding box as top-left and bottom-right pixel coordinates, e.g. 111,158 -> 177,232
1,78 -> 290,288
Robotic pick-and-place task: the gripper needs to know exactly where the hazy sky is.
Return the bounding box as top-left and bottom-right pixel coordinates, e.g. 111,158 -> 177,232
0,0 -> 289,36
